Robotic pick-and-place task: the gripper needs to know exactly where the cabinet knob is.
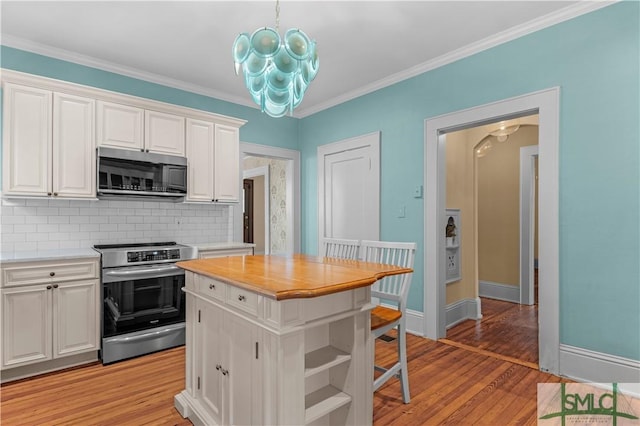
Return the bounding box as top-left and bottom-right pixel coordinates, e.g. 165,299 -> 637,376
53,192 -> 58,196
216,364 -> 221,370
140,149 -> 145,152
47,192 -> 52,196
209,283 -> 215,290
50,272 -> 55,277
46,285 -> 52,290
221,368 -> 229,376
53,284 -> 59,289
238,295 -> 245,302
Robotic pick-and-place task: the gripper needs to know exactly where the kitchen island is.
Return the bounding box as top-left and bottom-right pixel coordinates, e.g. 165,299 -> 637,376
174,254 -> 412,426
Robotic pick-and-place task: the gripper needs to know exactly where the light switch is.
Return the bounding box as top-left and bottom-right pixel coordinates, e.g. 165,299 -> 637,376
413,185 -> 423,198
398,205 -> 406,218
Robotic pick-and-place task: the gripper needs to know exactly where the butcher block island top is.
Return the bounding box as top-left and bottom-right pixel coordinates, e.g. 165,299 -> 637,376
176,253 -> 412,300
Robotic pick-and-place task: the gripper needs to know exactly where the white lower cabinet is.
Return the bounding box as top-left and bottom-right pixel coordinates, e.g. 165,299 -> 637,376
1,258 -> 100,376
191,298 -> 262,426
176,272 -> 373,426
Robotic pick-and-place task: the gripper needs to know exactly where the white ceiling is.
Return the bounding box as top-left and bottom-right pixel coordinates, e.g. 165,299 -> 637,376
1,1 -> 608,117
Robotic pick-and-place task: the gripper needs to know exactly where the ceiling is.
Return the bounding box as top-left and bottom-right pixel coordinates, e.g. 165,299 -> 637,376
2,1 -> 606,118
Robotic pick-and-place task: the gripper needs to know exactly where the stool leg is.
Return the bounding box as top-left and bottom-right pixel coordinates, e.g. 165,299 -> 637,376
398,321 -> 410,403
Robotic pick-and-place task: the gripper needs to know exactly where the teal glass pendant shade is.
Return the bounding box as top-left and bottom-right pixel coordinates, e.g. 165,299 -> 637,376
233,26 -> 319,117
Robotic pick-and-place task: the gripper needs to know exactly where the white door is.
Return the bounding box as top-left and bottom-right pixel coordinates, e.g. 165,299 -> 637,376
2,83 -> 52,196
318,132 -> 380,253
53,93 -> 96,198
53,280 -> 99,357
145,110 -> 185,155
197,300 -> 223,424
2,285 -> 52,368
214,124 -> 240,203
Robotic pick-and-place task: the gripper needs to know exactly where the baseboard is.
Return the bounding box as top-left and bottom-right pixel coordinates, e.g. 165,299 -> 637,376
479,280 -> 520,303
559,344 -> 640,384
1,351 -> 98,383
398,299 -> 481,335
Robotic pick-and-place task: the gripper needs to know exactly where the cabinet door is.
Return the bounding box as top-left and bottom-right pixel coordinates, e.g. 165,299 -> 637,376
145,110 -> 185,155
223,312 -> 262,425
196,300 -> 224,424
52,93 -> 96,198
52,280 -> 99,358
96,101 -> 144,151
2,83 -> 52,196
1,285 -> 52,368
186,118 -> 215,202
213,124 -> 240,202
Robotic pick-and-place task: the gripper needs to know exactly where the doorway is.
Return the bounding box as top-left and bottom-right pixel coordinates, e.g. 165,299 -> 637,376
423,88 -> 560,374
236,142 -> 300,255
442,117 -> 540,367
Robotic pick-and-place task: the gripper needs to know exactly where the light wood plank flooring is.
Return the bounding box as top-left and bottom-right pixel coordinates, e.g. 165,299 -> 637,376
1,328 -> 569,425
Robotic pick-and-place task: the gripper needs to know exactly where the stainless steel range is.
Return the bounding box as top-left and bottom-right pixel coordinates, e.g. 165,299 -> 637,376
93,242 -> 196,364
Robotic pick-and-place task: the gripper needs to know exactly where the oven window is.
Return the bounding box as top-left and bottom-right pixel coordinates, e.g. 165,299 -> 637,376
103,274 -> 185,337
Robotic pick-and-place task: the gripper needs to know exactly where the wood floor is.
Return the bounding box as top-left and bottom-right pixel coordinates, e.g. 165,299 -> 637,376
443,297 -> 539,368
1,319 -> 569,426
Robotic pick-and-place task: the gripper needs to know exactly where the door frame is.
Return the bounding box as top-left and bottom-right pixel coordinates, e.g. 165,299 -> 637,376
317,131 -> 380,254
520,145 -> 539,305
243,166 -> 270,254
424,87 -> 560,374
236,142 -> 300,254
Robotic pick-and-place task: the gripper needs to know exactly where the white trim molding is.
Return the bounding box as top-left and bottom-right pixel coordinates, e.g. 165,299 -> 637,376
446,298 -> 482,330
478,281 -> 520,304
424,87 -> 560,374
559,345 -> 640,384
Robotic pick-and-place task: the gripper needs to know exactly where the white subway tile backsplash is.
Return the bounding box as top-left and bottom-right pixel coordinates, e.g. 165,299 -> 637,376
1,199 -> 231,250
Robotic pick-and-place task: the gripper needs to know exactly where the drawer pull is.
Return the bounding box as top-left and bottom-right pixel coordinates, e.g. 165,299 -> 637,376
50,272 -> 55,277
46,285 -> 52,290
238,295 -> 246,302
53,284 -> 59,289
209,283 -> 216,290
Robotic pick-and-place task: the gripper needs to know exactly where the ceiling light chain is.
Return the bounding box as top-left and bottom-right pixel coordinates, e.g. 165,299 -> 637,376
232,0 -> 319,118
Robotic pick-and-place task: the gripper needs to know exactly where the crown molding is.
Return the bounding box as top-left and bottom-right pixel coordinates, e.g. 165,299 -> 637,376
294,0 -> 617,118
1,1 -> 617,119
0,34 -> 261,113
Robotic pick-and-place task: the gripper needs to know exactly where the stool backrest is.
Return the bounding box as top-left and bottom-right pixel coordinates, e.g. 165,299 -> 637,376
322,237 -> 360,260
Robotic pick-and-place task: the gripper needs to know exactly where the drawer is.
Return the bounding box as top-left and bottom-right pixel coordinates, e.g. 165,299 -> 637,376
197,276 -> 226,302
2,259 -> 98,287
226,285 -> 258,316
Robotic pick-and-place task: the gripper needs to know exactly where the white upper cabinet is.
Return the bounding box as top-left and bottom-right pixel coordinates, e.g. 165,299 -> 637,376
186,118 -> 215,202
213,124 -> 240,203
2,83 -> 52,196
145,110 -> 186,156
186,120 -> 241,203
53,93 -> 96,198
2,83 -> 95,198
97,103 -> 185,156
96,101 -> 144,151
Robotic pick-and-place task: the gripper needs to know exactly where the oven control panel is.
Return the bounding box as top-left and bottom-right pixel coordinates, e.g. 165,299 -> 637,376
127,249 -> 181,263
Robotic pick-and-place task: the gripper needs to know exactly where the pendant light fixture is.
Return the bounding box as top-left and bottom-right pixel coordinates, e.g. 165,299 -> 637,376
232,0 -> 319,118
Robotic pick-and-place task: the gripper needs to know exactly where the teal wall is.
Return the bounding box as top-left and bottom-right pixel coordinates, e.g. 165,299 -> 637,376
1,2 -> 638,361
298,2 -> 639,360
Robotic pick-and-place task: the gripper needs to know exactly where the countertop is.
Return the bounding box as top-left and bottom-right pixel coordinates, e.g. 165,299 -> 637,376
0,248 -> 100,264
0,242 -> 253,264
177,253 -> 412,300
186,242 -> 255,251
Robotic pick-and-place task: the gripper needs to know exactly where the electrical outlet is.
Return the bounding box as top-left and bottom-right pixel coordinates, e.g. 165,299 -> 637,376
413,185 -> 423,198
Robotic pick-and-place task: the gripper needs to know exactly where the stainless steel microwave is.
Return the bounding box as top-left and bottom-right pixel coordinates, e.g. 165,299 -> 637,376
97,147 -> 187,199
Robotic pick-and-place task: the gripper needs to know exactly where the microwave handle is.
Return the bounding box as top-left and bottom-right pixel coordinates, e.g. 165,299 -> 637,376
103,265 -> 183,282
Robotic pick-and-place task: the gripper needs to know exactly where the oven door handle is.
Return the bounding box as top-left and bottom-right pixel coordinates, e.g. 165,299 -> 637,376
103,264 -> 183,282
